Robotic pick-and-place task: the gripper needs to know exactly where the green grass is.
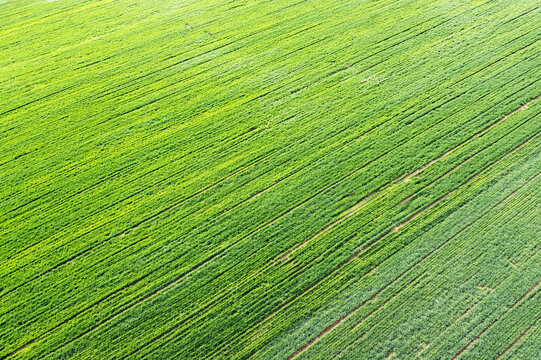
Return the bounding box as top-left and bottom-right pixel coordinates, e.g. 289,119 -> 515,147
0,0 -> 540,359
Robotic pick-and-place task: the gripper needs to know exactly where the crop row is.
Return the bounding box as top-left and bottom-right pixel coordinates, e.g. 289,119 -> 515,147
0,0 -> 539,358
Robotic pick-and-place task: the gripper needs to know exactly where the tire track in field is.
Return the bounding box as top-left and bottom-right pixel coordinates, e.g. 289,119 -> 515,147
392,79 -> 538,199
396,57 -> 541,150
0,85 -> 75,117
451,279 -> 541,360
5,55 -> 540,360
2,62 -> 488,300
4,3 -> 532,233
0,146 -> 280,298
4,132 -> 278,338
6,4 -> 536,354
152,116 -> 541,360
0,147 -> 41,170
383,36 -> 541,152
352,192 -> 541,360
135,96 -> 541,356
500,6 -> 539,26
424,28 -> 540,95
356,26 -> 540,134
500,24 -> 541,48
0,339 -> 37,360
288,170 -> 541,359
362,53 -> 541,195
397,100 -> 541,206
396,93 -> 541,185
417,207 -> 541,357
41,88 -> 499,358
279,191 -> 377,262
281,97 -> 541,280
0,158 -> 178,264
287,271 -> 429,360
2,79 -> 310,224
337,244 -> 518,360
494,318 -> 539,359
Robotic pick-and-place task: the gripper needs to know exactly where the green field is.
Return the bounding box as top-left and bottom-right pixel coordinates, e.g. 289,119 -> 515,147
1,0 -> 540,359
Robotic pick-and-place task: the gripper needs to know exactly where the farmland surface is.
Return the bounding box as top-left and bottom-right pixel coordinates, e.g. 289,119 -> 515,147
1,0 -> 540,359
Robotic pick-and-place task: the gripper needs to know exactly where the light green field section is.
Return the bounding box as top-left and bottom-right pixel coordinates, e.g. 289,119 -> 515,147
0,0 -> 540,359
